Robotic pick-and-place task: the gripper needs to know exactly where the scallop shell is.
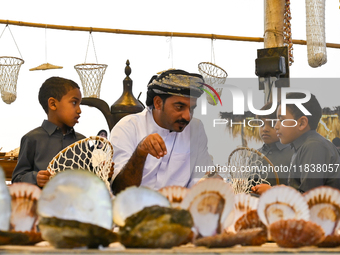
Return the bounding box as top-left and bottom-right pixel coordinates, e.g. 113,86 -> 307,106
194,228 -> 266,248
0,167 -> 11,231
180,179 -> 234,237
234,209 -> 266,232
9,183 -> 41,232
37,170 -> 113,230
317,234 -> 340,248
113,186 -> 170,227
226,193 -> 259,232
158,185 -> 188,208
269,219 -> 325,248
257,185 -> 310,226
304,186 -> 340,236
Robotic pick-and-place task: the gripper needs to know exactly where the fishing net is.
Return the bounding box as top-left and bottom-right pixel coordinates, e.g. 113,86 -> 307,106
74,63 -> 107,98
0,57 -> 24,104
305,0 -> 327,67
226,147 -> 278,194
198,62 -> 227,105
47,136 -> 114,193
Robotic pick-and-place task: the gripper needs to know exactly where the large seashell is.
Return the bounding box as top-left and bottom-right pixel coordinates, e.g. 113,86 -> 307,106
226,193 -> 259,232
317,234 -> 340,248
158,185 -> 188,208
180,179 -> 234,237
0,167 -> 11,231
38,170 -> 113,230
38,217 -> 118,248
269,219 -> 325,248
304,186 -> 340,236
194,228 -> 266,248
113,186 -> 170,227
234,209 -> 266,233
9,183 -> 41,232
0,230 -> 42,245
257,185 -> 309,226
119,205 -> 193,248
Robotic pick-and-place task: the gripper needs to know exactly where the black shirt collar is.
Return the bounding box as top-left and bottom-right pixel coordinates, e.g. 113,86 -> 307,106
41,120 -> 75,137
290,130 -> 316,152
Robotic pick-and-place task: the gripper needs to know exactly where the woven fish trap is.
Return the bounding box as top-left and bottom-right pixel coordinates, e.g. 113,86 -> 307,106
74,63 -> 107,98
198,62 -> 227,105
0,56 -> 24,104
305,0 -> 327,67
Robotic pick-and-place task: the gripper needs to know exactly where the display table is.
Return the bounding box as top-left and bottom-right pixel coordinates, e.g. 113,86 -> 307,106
0,155 -> 17,182
1,242 -> 340,255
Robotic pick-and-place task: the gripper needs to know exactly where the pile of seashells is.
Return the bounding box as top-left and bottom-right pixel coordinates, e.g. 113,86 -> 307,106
1,165 -> 340,249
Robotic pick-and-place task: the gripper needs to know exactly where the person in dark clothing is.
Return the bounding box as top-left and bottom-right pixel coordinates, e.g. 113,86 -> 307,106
12,77 -> 86,187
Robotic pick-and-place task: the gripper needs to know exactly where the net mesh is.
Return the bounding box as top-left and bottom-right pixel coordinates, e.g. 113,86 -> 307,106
305,0 -> 327,67
0,57 -> 24,104
47,136 -> 113,193
226,147 -> 275,194
74,63 -> 107,98
198,62 -> 227,105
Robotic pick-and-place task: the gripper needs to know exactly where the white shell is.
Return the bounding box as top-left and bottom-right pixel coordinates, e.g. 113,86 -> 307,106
225,193 -> 259,232
304,186 -> 340,236
113,186 -> 170,227
257,185 -> 310,226
9,183 -> 41,232
37,170 -> 113,230
158,185 -> 188,208
0,167 -> 11,231
180,179 -> 234,237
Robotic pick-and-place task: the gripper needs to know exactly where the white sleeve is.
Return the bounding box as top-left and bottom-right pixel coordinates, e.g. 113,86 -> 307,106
187,120 -> 214,188
109,118 -> 138,181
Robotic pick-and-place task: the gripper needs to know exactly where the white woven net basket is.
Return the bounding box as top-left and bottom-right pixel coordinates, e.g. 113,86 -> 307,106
305,0 -> 327,67
0,56 -> 24,104
226,147 -> 276,194
198,62 -> 227,105
74,63 -> 107,98
47,136 -> 113,193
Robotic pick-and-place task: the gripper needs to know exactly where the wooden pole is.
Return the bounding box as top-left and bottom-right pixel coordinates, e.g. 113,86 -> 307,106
0,19 -> 340,48
263,0 -> 286,104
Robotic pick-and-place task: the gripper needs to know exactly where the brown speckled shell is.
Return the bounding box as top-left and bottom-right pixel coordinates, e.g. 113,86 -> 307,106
269,219 -> 325,248
234,209 -> 267,232
194,228 -> 267,248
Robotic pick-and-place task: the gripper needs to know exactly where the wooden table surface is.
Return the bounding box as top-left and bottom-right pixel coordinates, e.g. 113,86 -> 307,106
0,156 -> 17,181
1,242 -> 340,255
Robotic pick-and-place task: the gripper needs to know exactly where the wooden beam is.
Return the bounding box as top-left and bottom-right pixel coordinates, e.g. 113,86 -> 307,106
0,19 -> 340,49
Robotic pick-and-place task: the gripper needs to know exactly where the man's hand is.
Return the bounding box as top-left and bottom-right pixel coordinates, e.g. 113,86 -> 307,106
37,170 -> 51,188
137,134 -> 167,159
251,183 -> 272,195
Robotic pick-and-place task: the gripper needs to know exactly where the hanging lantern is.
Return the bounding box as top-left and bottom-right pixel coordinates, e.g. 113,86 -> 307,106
305,0 -> 327,67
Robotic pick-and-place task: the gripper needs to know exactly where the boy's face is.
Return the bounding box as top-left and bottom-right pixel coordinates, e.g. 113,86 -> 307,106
54,88 -> 82,128
274,105 -> 300,144
259,118 -> 279,145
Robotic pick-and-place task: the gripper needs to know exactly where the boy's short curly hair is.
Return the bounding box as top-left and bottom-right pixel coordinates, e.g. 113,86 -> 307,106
38,77 -> 80,114
281,92 -> 321,130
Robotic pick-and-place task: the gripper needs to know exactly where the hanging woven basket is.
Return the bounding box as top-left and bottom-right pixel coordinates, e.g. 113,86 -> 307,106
74,63 -> 107,98
0,56 -> 24,104
198,62 -> 227,105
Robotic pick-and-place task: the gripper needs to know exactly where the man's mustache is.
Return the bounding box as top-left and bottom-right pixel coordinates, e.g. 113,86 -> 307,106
175,119 -> 189,125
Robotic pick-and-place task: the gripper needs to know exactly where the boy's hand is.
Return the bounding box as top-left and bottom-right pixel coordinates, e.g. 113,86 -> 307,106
251,183 -> 272,195
37,170 -> 51,188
